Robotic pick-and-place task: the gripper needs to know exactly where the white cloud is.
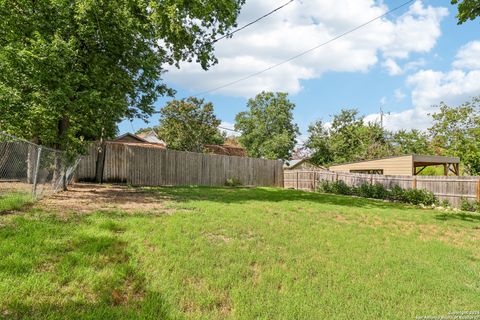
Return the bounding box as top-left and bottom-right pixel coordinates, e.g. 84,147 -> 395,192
165,0 -> 448,97
219,121 -> 241,137
383,58 -> 403,75
394,89 -> 406,101
453,41 -> 480,70
365,68 -> 480,131
381,1 -> 448,59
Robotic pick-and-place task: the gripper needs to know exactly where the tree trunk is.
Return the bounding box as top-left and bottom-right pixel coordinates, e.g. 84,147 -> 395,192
95,143 -> 106,183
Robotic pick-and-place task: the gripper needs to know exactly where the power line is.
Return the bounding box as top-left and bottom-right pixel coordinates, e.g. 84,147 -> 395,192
191,0 -> 415,97
219,125 -> 240,133
210,0 -> 295,45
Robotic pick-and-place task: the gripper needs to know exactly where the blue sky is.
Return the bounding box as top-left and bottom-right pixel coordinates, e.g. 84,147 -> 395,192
119,0 -> 480,140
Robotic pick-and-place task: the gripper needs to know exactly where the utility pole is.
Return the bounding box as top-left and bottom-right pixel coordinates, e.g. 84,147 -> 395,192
380,106 -> 390,129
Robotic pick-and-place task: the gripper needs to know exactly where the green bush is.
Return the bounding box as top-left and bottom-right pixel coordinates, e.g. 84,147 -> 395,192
399,189 -> 438,206
331,180 -> 352,195
317,179 -> 439,206
388,185 -> 405,202
225,178 -> 242,187
460,199 -> 479,212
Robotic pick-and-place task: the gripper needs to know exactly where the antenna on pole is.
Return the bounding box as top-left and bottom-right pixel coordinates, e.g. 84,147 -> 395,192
379,106 -> 390,129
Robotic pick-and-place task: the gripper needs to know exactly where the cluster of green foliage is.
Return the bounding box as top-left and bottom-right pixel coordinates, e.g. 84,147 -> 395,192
460,199 -> 480,212
306,96 -> 480,175
156,98 -> 224,152
451,0 -> 480,24
224,177 -> 243,187
0,0 -> 244,155
235,92 -> 299,160
318,181 -> 438,206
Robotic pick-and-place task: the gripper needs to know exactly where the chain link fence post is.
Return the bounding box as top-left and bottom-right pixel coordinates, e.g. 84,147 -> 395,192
32,146 -> 42,199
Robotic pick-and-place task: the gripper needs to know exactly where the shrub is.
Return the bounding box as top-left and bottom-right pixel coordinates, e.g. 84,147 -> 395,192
318,180 -> 352,195
317,179 -> 439,207
225,178 -> 242,187
460,198 -> 479,212
440,199 -> 451,209
401,189 -> 438,206
389,185 -> 405,202
317,180 -> 333,193
330,180 -> 352,195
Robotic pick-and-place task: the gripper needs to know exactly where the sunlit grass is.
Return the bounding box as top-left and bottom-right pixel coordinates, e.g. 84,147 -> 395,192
0,187 -> 479,319
0,191 -> 32,213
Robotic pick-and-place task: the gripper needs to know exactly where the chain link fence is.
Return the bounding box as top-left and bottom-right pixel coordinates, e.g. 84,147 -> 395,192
0,131 -> 79,200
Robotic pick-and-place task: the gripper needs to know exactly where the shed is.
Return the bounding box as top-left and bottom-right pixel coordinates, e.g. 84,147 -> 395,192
329,154 -> 460,176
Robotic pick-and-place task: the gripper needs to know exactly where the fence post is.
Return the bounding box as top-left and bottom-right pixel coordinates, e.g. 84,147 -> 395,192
477,178 -> 480,202
296,171 -> 299,190
32,146 -> 42,199
313,172 -> 317,191
412,176 -> 417,190
335,173 -> 338,182
370,174 -> 373,185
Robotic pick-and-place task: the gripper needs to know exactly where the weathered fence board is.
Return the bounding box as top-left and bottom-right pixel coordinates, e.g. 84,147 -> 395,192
77,142 -> 283,187
284,170 -> 480,208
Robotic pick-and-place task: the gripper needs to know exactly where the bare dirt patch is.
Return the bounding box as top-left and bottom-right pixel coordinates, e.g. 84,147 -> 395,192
37,183 -> 171,214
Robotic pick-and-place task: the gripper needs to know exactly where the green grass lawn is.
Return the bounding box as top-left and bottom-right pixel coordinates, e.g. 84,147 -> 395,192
1,187 -> 479,319
0,191 -> 32,213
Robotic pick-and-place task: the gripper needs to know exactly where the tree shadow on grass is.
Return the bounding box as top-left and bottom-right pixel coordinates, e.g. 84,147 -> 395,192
144,186 -> 418,211
435,212 -> 480,223
0,218 -> 175,320
3,292 -> 174,320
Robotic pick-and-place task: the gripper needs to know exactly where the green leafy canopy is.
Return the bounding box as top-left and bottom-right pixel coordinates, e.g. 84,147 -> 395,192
0,0 -> 244,155
157,98 -> 224,153
235,92 -> 299,160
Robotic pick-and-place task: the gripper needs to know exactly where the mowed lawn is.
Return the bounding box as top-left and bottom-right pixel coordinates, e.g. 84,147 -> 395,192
1,187 -> 480,319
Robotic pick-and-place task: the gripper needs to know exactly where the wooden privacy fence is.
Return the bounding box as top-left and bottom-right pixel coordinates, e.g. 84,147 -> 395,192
76,142 -> 284,187
284,170 -> 480,208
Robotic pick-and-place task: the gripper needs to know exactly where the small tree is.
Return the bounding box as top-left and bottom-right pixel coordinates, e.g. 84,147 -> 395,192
235,92 -> 299,160
157,98 -> 224,152
305,120 -> 333,165
429,97 -> 480,175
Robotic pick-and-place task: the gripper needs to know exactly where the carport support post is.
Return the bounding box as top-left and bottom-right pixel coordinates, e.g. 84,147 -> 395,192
32,146 -> 42,199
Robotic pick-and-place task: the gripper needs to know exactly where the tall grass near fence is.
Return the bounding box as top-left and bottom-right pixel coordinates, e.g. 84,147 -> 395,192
284,170 -> 480,208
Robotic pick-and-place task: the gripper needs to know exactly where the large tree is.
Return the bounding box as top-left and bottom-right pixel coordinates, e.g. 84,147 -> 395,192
391,129 -> 434,155
0,0 -> 244,155
429,97 -> 480,175
306,109 -> 393,166
235,92 -> 299,160
157,98 -> 223,152
451,0 -> 480,24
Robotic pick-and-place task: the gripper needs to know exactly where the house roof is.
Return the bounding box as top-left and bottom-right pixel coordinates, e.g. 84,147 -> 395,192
137,131 -> 166,145
329,154 -> 460,167
204,144 -> 247,157
283,159 -> 306,169
114,133 -> 149,143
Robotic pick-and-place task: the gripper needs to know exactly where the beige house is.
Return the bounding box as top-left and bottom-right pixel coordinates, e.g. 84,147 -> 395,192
329,154 -> 460,176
